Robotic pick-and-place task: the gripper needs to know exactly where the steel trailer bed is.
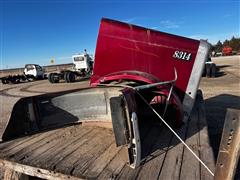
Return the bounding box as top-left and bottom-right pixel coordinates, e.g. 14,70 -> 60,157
0,91 -> 215,180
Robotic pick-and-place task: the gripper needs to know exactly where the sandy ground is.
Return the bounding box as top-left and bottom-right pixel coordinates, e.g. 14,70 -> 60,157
200,56 -> 240,156
0,55 -> 239,179
200,55 -> 240,178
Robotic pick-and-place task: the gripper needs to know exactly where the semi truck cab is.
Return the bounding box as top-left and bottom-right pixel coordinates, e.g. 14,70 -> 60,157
72,52 -> 93,73
24,64 -> 44,79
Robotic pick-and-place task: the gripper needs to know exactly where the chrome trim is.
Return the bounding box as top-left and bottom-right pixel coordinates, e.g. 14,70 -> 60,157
130,112 -> 141,168
182,40 -> 210,122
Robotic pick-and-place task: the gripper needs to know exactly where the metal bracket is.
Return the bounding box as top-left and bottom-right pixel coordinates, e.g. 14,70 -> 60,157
134,68 -> 178,91
214,109 -> 240,180
129,112 -> 141,168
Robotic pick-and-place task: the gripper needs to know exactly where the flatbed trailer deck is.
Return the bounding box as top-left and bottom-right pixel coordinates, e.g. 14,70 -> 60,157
0,89 -> 215,179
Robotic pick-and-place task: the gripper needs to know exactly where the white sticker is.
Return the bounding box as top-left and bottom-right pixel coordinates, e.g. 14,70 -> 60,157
173,51 -> 192,61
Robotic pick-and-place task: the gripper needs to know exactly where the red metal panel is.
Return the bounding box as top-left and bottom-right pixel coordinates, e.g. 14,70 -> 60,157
91,18 -> 200,101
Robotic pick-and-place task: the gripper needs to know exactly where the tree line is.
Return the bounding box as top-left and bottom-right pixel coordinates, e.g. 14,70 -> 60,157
211,36 -> 240,52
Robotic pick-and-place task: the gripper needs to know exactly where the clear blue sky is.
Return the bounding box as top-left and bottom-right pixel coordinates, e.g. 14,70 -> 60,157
0,0 -> 239,69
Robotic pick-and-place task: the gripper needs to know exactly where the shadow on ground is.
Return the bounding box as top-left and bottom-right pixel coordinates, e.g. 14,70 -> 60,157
205,94 -> 240,179
215,65 -> 232,77
204,94 -> 240,159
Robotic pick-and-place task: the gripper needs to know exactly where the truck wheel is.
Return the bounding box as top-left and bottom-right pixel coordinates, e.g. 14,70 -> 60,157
52,73 -> 60,83
211,63 -> 216,77
67,72 -> 76,83
64,71 -> 69,82
15,79 -> 20,83
202,65 -> 206,77
206,64 -> 211,78
10,77 -> 16,84
27,75 -> 35,82
48,73 -> 54,83
64,72 -> 70,83
48,73 -> 59,83
1,79 -> 6,84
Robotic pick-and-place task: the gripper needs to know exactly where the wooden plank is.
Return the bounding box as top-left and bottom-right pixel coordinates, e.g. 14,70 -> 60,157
0,128 -> 59,152
19,126 -> 93,165
0,128 -> 61,158
198,94 -> 215,180
73,119 -> 154,178
116,125 -> 164,179
86,119 -> 154,179
199,127 -> 215,180
97,147 -> 129,179
60,130 -> 114,176
0,136 -> 32,152
179,103 -> 200,180
35,127 -> 102,171
26,126 -> 94,167
158,123 -> 187,180
52,128 -> 114,175
136,127 -> 173,180
158,92 -> 212,180
5,126 -> 82,162
78,142 -> 121,178
0,159 -> 81,180
214,109 -> 240,180
96,121 -> 153,179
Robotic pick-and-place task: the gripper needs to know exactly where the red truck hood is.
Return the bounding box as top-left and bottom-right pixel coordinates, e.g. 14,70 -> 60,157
91,18 -> 210,119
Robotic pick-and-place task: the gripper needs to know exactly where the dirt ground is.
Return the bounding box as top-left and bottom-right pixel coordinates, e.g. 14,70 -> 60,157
0,55 -> 239,179
200,56 -> 240,156
200,55 -> 240,178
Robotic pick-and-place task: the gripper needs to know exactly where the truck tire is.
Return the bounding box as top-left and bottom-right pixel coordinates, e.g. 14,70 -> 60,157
1,79 -> 6,84
202,65 -> 206,77
15,78 -> 20,83
10,77 -> 16,84
27,75 -> 35,82
211,63 -> 216,77
206,64 -> 211,78
48,73 -> 54,83
67,72 -> 76,83
63,71 -> 69,82
48,73 -> 59,83
52,73 -> 60,83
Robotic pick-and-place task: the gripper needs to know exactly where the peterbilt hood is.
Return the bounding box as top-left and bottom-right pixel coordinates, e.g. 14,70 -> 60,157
91,18 -> 210,122
91,18 -> 210,101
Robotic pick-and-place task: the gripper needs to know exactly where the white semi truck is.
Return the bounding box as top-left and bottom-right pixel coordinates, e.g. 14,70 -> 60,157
48,50 -> 93,83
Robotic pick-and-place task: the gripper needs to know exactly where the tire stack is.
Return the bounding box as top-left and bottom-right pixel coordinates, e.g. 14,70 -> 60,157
204,63 -> 216,78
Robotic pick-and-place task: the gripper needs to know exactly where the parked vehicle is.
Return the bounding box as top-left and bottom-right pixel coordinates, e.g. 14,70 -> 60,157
214,52 -> 223,57
1,64 -> 45,84
222,46 -> 232,56
48,50 -> 93,83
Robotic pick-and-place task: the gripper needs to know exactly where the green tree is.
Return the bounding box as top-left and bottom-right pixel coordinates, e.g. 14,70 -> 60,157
229,36 -> 240,51
212,36 -> 240,53
223,39 -> 230,46
213,40 -> 223,52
